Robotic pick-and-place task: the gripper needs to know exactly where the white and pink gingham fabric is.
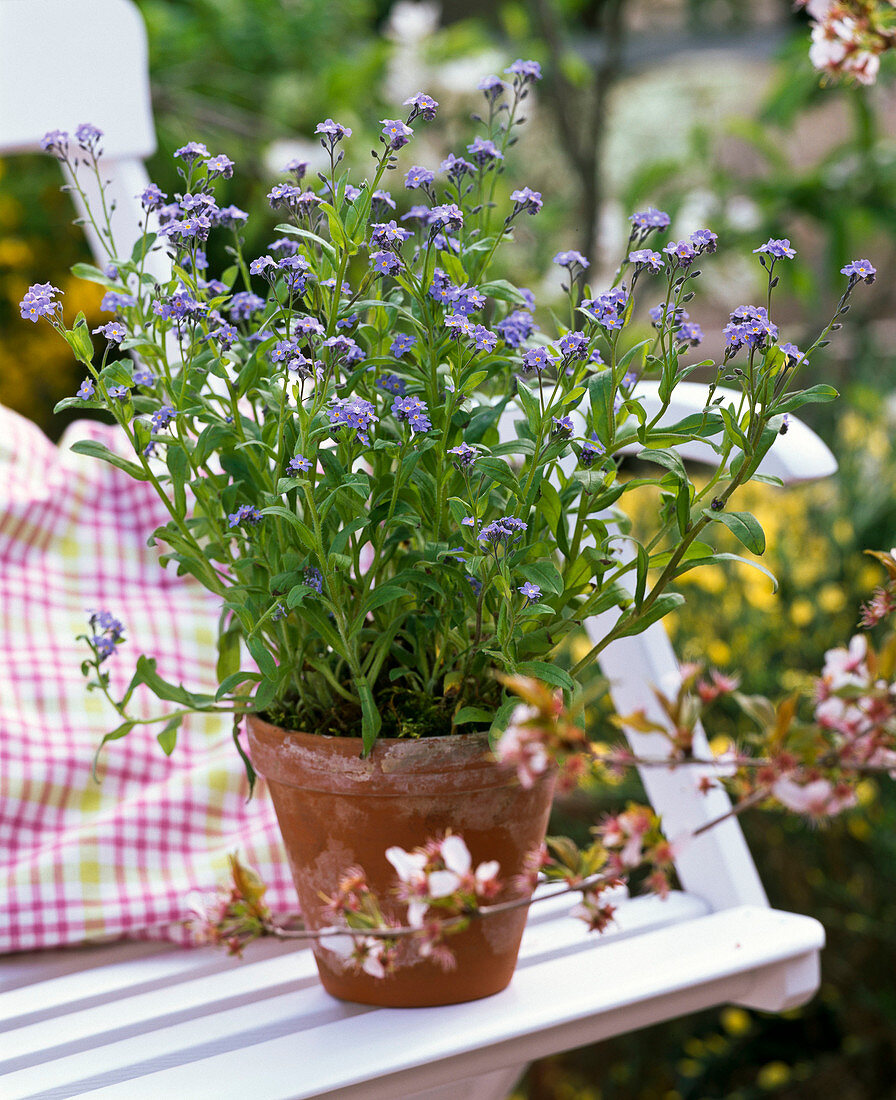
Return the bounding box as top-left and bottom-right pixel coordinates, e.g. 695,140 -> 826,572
0,405 -> 297,953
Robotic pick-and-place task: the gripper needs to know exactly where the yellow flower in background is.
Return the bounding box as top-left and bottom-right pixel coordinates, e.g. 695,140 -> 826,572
0,239 -> 34,269
706,638 -> 732,666
790,598 -> 814,627
818,583 -> 846,614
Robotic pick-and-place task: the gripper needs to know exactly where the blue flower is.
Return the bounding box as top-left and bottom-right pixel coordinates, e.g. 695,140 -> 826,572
522,346 -> 560,374
404,166 -> 435,189
518,582 -> 542,602
559,330 -> 589,360
509,187 -> 543,215
88,610 -> 125,663
174,141 -> 209,163
288,454 -> 312,474
754,238 -> 795,260
448,442 -> 478,469
390,333 -> 416,358
580,433 -> 606,468
381,118 -> 414,149
553,250 -> 589,270
479,517 -> 527,545
628,249 -> 664,272
329,396 -> 379,445
371,250 -> 401,276
392,395 -> 432,433
496,310 -> 536,349
466,137 -> 503,166
151,404 -> 176,431
629,207 -> 670,231
228,505 -> 263,529
841,259 -> 876,284
378,374 -> 406,396
403,93 -> 439,121
19,282 -> 62,323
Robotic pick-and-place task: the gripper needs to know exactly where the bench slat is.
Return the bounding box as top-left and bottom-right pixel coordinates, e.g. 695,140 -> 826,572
1,899 -> 822,1100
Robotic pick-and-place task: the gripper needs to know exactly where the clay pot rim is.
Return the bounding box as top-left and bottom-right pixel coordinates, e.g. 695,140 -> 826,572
245,713 -> 529,797
247,711 -> 492,749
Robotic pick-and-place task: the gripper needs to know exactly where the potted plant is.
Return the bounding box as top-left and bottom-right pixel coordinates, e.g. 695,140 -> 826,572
23,62 -> 875,1005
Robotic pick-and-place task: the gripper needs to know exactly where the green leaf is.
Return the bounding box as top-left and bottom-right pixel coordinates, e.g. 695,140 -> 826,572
771,384 -> 839,415
479,279 -> 529,305
453,706 -> 494,725
561,386 -> 587,407
703,508 -> 766,554
166,445 -> 190,515
358,676 -> 382,755
438,248 -> 468,286
133,655 -> 218,708
515,380 -> 541,435
490,696 -> 523,740
156,716 -> 182,756
717,404 -> 750,453
459,368 -> 488,392
69,439 -> 150,482
344,183 -> 373,243
363,585 -> 406,613
615,338 -> 651,373
216,628 -> 242,684
318,200 -> 350,250
673,551 -> 778,592
70,262 -> 120,288
588,370 -> 616,445
63,314 -> 95,366
274,222 -> 337,267
216,670 -> 261,700
633,542 -> 649,608
131,232 -> 158,262
93,720 -> 138,777
246,634 -> 278,680
515,660 -> 575,693
675,479 -> 692,536
232,719 -> 257,796
611,593 -> 686,639
637,447 -> 688,483
55,395 -> 100,414
259,505 -> 316,551
522,560 -> 564,596
477,456 -> 521,498
492,438 -> 536,457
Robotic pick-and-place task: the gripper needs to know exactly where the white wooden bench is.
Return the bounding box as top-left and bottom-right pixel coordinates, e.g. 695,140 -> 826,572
0,2 -> 832,1097
0,891 -> 824,1100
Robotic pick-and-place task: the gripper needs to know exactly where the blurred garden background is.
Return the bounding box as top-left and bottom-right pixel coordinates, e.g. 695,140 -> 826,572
3,0 -> 896,1096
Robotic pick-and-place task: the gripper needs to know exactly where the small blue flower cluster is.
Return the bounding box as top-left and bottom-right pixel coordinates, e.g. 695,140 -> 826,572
329,396 -> 379,445
89,610 -> 125,662
19,282 -> 61,323
392,395 -> 432,433
724,305 -> 779,353
228,505 -> 263,529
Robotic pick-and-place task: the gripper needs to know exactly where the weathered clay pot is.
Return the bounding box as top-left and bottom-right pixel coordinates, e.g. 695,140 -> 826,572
246,715 -> 555,1007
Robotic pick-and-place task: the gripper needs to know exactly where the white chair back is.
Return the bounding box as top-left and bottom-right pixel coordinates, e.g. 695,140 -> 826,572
0,0 -> 168,280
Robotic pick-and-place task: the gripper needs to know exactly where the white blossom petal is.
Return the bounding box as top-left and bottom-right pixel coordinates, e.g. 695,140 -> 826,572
386,846 -> 427,883
427,869 -> 461,898
440,834 -> 472,876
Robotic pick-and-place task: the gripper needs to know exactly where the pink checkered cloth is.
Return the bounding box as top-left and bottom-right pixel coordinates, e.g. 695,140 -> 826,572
0,406 -> 297,953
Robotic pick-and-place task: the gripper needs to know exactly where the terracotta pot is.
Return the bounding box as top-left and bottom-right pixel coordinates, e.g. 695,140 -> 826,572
246,715 -> 555,1007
